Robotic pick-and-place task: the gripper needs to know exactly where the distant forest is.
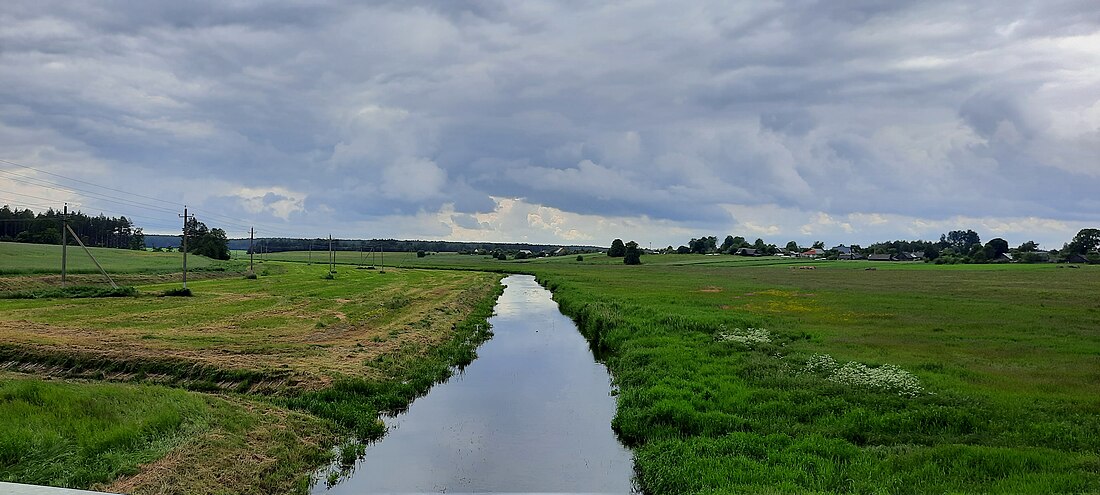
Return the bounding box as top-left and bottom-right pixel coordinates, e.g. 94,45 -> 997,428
0,205 -> 145,249
146,234 -> 598,254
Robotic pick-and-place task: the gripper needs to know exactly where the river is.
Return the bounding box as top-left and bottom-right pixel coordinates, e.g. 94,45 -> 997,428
313,274 -> 636,493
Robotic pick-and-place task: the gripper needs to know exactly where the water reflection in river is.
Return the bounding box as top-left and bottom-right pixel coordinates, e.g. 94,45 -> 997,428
314,274 -> 636,493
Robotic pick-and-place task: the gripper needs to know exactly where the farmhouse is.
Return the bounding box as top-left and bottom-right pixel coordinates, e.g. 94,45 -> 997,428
832,245 -> 853,255
868,253 -> 896,261
736,247 -> 760,256
800,248 -> 826,258
1064,253 -> 1090,264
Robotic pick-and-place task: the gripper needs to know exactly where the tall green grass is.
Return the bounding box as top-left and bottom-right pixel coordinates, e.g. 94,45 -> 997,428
0,376 -> 209,488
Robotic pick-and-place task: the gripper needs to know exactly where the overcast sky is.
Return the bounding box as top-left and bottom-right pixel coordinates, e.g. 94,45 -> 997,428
2,1 -> 1098,248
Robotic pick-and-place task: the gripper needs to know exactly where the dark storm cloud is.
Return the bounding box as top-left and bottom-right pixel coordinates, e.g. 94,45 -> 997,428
1,0 -> 1098,243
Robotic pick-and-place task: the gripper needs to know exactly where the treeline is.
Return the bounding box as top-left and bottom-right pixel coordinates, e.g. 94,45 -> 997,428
0,205 -> 145,250
667,228 -> 1100,264
208,237 -> 598,255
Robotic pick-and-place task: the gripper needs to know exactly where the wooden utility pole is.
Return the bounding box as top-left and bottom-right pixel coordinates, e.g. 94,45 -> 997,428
249,227 -> 255,274
60,203 -> 68,288
328,234 -> 335,273
179,206 -> 194,289
308,238 -> 313,265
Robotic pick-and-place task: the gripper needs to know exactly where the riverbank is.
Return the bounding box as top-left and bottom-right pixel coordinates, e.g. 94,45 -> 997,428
316,275 -> 634,493
0,254 -> 504,493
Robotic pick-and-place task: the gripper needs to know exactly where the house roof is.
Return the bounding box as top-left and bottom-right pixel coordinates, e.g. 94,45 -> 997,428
868,254 -> 895,261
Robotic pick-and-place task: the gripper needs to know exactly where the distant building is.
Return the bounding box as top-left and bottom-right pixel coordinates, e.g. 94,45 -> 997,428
736,248 -> 760,256
838,252 -> 864,260
800,248 -> 826,258
1065,253 -> 1090,264
832,245 -> 853,255
868,253 -> 896,261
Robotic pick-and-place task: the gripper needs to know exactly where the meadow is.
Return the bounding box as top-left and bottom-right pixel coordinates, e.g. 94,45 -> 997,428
399,252 -> 1100,493
5,242 -> 1099,493
0,242 -> 503,493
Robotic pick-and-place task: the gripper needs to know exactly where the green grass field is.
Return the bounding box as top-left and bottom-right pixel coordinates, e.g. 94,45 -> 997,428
0,244 -> 503,493
0,241 -> 236,275
396,252 -> 1100,493
0,374 -> 338,493
5,244 -> 1099,493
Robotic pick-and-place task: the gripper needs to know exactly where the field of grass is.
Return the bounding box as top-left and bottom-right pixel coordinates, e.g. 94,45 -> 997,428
0,374 -> 338,494
398,252 -> 1100,493
0,247 -> 504,493
0,241 -> 239,275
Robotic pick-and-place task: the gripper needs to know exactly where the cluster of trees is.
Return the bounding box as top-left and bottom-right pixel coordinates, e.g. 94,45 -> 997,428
663,228 -> 1100,264
607,238 -> 642,264
669,235 -> 785,255
184,218 -> 230,260
0,205 -> 145,250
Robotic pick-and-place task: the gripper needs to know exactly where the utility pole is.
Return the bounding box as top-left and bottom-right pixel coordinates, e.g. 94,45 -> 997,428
249,227 -> 255,274
60,203 -> 68,288
308,238 -> 313,265
179,206 -> 194,289
328,234 -> 334,273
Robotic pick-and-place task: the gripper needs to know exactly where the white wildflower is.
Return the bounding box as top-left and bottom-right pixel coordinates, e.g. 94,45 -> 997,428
716,327 -> 772,345
805,354 -> 925,398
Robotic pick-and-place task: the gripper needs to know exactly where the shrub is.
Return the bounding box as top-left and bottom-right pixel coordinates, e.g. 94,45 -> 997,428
576,255 -> 584,262
161,287 -> 192,297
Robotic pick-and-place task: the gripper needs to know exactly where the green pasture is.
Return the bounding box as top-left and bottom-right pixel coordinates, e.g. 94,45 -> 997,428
0,241 -> 238,275
399,252 -> 1100,493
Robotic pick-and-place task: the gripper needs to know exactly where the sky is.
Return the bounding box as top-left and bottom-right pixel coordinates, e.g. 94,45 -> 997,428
1,1 -> 1098,249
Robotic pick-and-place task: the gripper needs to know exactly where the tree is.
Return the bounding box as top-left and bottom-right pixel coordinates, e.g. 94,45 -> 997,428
608,239 -> 626,257
720,235 -> 736,253
624,241 -> 642,265
983,238 -> 1009,260
941,230 -> 981,252
812,240 -> 825,249
785,241 -> 799,252
1016,241 -> 1039,252
184,219 -> 230,260
128,228 -> 145,250
1067,228 -> 1100,254
688,236 -> 717,254
753,238 -> 766,251
417,250 -> 427,258
676,245 -> 691,254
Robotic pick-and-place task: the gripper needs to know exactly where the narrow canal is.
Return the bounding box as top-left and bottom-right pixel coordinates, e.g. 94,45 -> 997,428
314,274 -> 636,493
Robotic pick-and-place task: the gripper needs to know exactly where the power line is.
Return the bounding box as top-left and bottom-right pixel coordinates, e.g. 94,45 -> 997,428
0,168 -> 180,215
0,158 -> 181,208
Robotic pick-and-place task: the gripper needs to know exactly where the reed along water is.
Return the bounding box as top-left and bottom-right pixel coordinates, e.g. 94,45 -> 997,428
314,274 -> 636,493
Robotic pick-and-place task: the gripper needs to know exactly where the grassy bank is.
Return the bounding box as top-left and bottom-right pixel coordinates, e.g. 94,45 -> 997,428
401,253 -> 1100,493
0,253 -> 504,493
0,374 -> 338,493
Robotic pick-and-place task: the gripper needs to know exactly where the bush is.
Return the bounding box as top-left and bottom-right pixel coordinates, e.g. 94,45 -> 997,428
161,287 -> 192,297
244,272 -> 257,280
416,250 -> 426,258
576,255 -> 584,262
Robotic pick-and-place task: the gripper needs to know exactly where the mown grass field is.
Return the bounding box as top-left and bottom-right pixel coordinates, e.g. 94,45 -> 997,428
398,252 -> 1100,493
0,243 -> 504,493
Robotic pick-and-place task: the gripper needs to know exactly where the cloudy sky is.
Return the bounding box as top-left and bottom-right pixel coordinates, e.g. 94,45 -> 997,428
2,1 -> 1098,249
